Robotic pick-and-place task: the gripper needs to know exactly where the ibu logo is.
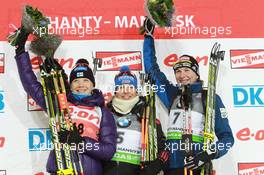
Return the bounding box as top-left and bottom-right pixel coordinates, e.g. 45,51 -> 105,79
28,128 -> 52,151
233,85 -> 264,107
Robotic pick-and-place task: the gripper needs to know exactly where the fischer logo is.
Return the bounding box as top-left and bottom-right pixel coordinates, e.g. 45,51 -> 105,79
96,51 -> 142,71
230,50 -> 264,68
233,85 -> 264,107
0,170 -> 6,175
0,136 -> 5,148
163,54 -> 209,67
0,53 -> 4,73
28,128 -> 52,151
236,128 -> 264,141
238,163 -> 264,175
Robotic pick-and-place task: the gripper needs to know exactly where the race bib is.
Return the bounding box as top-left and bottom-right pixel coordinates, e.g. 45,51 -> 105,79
68,104 -> 102,141
167,109 -> 204,142
112,128 -> 141,165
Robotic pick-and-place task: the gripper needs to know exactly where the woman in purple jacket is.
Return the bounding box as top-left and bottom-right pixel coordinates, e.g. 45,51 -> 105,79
13,28 -> 117,175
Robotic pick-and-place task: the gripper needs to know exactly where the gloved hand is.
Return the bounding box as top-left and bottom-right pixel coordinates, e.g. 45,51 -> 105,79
184,147 -> 218,170
15,27 -> 30,55
58,125 -> 84,145
131,96 -> 147,120
43,58 -> 70,94
140,17 -> 155,36
140,159 -> 163,175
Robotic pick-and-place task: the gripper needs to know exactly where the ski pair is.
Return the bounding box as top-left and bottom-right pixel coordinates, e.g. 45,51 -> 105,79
140,73 -> 158,164
39,58 -> 84,175
201,43 -> 224,175
181,43 -> 224,175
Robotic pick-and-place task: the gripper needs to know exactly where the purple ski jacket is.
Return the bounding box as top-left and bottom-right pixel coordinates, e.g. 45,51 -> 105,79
15,52 -> 117,175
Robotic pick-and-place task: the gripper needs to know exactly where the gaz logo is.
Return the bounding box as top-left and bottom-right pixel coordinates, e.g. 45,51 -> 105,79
0,90 -> 5,113
28,128 -> 52,151
233,85 -> 264,107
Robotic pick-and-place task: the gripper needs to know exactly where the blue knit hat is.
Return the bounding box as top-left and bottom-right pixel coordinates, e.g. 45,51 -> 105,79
70,59 -> 95,86
114,66 -> 137,88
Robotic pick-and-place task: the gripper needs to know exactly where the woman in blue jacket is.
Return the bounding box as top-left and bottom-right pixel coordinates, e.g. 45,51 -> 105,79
13,27 -> 117,175
142,18 -> 234,175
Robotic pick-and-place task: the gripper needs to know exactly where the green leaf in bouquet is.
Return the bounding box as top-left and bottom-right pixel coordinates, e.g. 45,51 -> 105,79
22,5 -> 50,36
7,29 -> 21,46
145,0 -> 175,27
30,34 -> 62,58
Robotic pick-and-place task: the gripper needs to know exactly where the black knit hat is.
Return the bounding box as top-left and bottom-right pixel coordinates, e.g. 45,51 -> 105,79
173,55 -> 200,78
69,59 -> 95,86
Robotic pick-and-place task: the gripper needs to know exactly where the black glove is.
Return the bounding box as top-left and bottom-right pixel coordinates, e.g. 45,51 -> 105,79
15,27 -> 30,55
58,125 -> 84,145
131,96 -> 147,120
140,159 -> 164,175
184,147 -> 218,170
140,17 -> 155,36
43,58 -> 70,94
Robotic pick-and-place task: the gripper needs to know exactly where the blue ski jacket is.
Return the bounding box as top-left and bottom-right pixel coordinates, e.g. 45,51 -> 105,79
15,52 -> 117,175
143,35 -> 234,169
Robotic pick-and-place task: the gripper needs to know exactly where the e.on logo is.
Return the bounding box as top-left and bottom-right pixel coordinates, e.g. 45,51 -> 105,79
236,128 -> 264,141
163,54 -> 208,67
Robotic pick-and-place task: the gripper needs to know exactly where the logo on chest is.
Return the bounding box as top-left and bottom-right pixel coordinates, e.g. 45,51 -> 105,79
117,117 -> 132,128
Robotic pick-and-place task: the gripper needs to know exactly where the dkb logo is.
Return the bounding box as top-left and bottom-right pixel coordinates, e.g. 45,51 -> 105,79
233,85 -> 264,107
28,128 -> 52,151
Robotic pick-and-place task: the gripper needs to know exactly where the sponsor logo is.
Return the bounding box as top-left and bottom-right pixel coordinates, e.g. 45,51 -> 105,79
0,136 -> 5,148
28,128 -> 52,151
238,163 -> 264,175
96,51 -> 142,71
236,128 -> 264,141
30,56 -> 75,71
0,90 -> 5,113
0,53 -> 4,73
232,85 -> 264,107
230,50 -> 264,69
0,170 -> 6,175
164,54 -> 209,67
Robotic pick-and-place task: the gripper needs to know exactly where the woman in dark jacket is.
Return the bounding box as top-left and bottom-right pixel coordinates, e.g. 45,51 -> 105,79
103,66 -> 169,175
13,28 -> 117,175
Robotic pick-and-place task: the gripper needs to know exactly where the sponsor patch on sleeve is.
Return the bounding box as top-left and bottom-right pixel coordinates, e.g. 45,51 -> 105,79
220,108 -> 228,118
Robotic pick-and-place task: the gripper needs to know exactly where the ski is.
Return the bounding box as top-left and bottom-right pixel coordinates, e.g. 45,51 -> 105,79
39,58 -> 84,175
140,73 -> 158,164
180,84 -> 194,175
201,43 -> 225,175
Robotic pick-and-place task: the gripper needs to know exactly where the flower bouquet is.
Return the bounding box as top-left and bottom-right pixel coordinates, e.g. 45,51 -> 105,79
144,0 -> 175,27
7,5 -> 50,46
